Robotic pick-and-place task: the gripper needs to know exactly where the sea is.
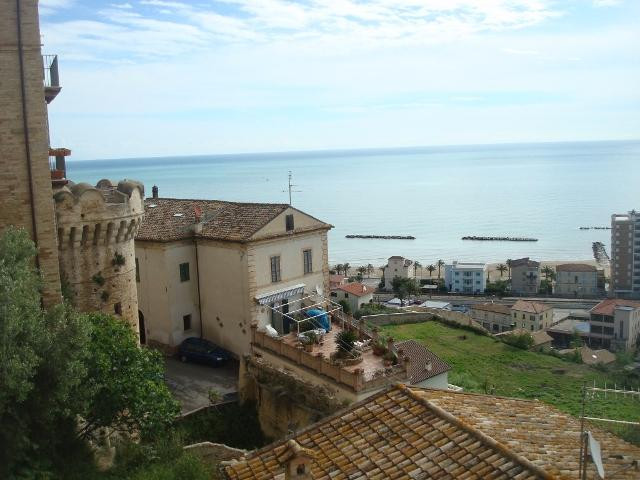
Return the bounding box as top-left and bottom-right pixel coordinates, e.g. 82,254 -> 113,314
66,140 -> 640,267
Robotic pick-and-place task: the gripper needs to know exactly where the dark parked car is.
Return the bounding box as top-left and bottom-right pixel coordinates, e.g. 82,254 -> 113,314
178,337 -> 230,367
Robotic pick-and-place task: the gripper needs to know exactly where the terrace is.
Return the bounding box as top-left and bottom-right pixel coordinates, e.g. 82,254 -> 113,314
251,307 -> 410,394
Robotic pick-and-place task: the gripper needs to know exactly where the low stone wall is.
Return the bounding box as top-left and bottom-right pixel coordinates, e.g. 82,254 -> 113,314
363,308 -> 487,332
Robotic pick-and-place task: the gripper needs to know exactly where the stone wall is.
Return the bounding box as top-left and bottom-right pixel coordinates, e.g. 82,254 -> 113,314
0,0 -> 61,305
54,180 -> 144,329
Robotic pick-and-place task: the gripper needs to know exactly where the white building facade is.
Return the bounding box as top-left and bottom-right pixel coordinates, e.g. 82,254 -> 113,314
383,256 -> 415,291
444,261 -> 486,294
554,264 -> 599,297
135,197 -> 331,357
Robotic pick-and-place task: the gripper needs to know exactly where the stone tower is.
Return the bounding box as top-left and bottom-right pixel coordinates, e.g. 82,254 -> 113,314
0,0 -> 62,305
53,180 -> 145,330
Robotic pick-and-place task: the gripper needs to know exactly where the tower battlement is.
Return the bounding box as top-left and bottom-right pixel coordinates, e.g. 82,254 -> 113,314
53,179 -> 145,329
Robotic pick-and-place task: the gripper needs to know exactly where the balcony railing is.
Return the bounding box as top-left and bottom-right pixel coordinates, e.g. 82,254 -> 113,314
43,54 -> 59,87
43,54 -> 61,103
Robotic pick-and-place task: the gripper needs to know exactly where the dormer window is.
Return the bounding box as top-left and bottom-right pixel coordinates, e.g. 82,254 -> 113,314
286,214 -> 294,232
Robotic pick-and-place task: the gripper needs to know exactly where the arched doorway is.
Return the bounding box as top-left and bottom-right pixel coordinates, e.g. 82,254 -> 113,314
138,310 -> 146,344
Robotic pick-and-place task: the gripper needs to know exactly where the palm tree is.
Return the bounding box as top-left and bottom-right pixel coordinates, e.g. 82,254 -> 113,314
497,264 -> 507,278
506,259 -> 513,280
541,265 -> 554,281
357,266 -> 367,278
343,262 -> 351,277
335,264 -> 344,276
414,260 -> 422,278
366,263 -> 374,277
427,264 -> 436,277
437,259 -> 445,279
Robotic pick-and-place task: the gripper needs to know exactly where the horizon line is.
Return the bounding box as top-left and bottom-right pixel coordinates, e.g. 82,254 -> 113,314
67,137 -> 640,163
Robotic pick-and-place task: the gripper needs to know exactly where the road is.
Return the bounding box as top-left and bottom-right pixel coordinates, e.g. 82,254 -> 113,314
164,356 -> 238,413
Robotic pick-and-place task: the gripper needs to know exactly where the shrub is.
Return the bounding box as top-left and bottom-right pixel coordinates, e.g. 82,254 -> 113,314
501,332 -> 534,350
335,329 -> 357,354
92,272 -> 105,286
338,299 -> 351,314
112,252 -> 126,267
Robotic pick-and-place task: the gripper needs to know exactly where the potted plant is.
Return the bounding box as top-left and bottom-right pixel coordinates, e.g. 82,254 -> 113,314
301,331 -> 317,352
372,339 -> 387,356
382,351 -> 397,367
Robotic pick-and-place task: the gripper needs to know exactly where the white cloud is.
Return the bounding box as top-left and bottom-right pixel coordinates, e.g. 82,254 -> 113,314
39,0 -> 74,16
503,48 -> 540,55
593,0 -> 622,6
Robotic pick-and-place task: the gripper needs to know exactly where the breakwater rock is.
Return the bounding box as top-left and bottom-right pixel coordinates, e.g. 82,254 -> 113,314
346,234 -> 415,240
461,236 -> 538,242
579,226 -> 611,230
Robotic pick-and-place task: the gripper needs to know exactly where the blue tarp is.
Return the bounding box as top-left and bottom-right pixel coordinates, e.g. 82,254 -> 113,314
305,308 -> 330,332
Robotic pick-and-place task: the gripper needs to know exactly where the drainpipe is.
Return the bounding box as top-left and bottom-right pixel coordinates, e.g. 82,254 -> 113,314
194,238 -> 204,339
16,0 -> 40,270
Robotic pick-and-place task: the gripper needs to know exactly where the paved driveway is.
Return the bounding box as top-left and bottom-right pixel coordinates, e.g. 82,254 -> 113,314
164,356 -> 239,413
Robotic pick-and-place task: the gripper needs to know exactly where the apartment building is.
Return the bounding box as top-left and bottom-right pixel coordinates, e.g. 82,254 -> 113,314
471,303 -> 513,333
588,298 -> 640,351
611,210 -> 640,299
444,261 -> 486,294
510,257 -> 541,295
135,196 -> 331,356
554,263 -> 600,297
510,300 -> 553,332
383,256 -> 414,291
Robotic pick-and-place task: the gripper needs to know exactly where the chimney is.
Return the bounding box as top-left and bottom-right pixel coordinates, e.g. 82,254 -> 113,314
152,185 -> 158,199
277,440 -> 315,480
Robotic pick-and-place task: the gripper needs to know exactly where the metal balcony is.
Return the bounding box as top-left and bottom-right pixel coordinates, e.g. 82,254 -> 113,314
43,54 -> 61,103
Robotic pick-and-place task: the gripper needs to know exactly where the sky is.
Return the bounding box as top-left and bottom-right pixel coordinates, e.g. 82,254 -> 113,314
40,0 -> 640,160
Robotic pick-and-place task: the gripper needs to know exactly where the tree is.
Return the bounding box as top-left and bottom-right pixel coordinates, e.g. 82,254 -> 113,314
366,264 -> 374,277
79,312 -> 180,440
391,277 -> 420,306
338,299 -> 351,314
0,228 -> 179,476
334,264 -> 344,276
437,259 -> 445,279
414,261 -> 422,278
357,266 -> 367,278
506,259 -> 513,279
427,264 -> 436,277
342,262 -> 351,276
0,228 -> 91,474
497,264 -> 507,278
541,265 -> 554,281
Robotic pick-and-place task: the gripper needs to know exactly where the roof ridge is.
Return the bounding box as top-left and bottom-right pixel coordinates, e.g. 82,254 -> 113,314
399,385 -> 556,480
150,197 -> 290,208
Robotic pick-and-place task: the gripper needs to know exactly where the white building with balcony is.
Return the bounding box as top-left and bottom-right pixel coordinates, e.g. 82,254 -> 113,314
444,261 -> 486,294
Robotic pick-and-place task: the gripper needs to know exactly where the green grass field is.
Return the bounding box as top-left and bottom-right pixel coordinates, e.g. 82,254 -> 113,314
382,321 -> 640,426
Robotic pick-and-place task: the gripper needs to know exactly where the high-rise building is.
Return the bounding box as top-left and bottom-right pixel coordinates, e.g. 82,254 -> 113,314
611,210 -> 640,298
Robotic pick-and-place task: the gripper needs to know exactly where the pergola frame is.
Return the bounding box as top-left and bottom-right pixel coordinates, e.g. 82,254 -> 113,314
265,292 -> 344,334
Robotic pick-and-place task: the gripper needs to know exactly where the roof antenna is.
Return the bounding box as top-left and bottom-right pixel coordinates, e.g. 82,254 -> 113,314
282,171 -> 301,205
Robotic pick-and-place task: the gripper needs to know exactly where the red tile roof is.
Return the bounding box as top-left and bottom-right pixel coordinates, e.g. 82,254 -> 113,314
590,298 -> 640,316
224,384 -> 640,479
512,300 -> 552,314
510,257 -> 540,268
395,339 -> 451,383
334,282 -> 372,297
556,263 -> 597,273
136,198 -> 330,243
471,303 -> 512,315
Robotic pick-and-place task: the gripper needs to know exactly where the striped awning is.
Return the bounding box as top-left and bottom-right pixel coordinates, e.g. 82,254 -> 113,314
255,283 -> 305,305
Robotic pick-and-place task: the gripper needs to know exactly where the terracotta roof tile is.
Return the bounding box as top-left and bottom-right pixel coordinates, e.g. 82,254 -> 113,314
555,263 -> 597,273
511,257 -> 540,268
224,385 -> 554,480
590,298 -> 640,316
136,198 -> 330,243
471,303 -> 512,315
395,340 -> 451,383
334,282 -> 372,297
415,388 -> 640,480
512,300 -> 552,314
